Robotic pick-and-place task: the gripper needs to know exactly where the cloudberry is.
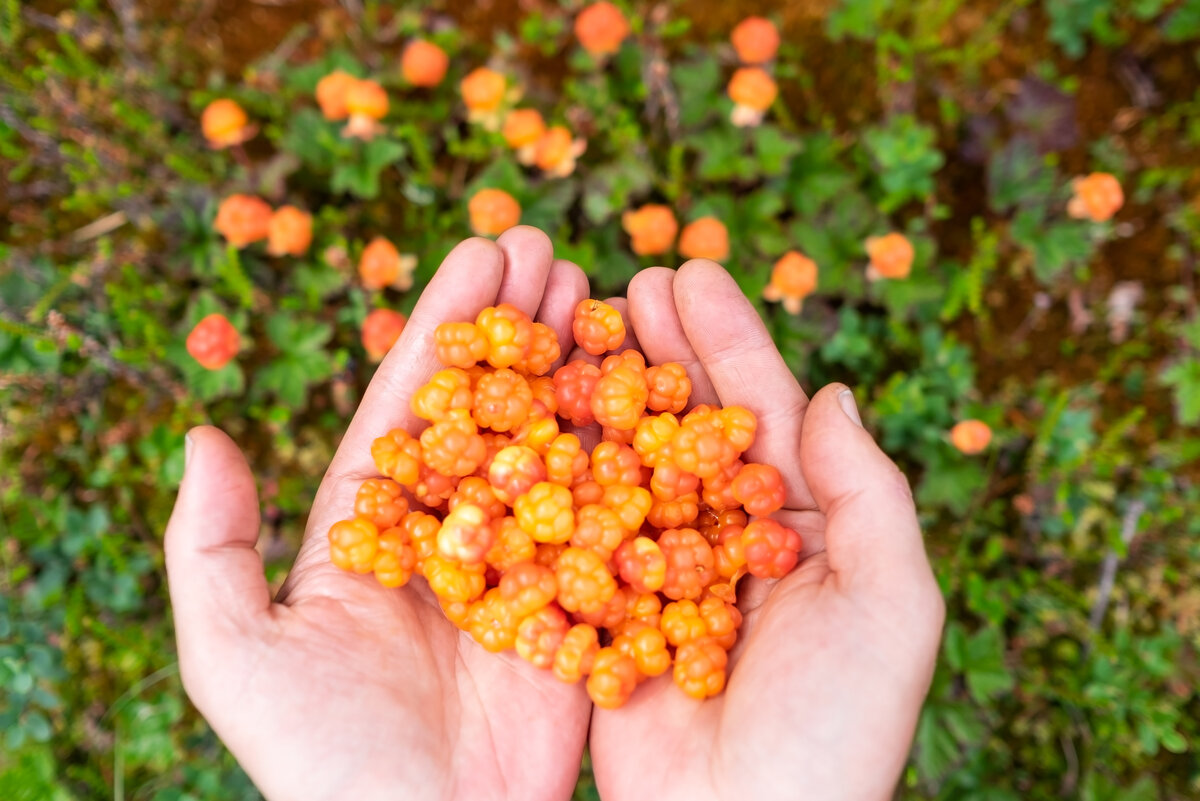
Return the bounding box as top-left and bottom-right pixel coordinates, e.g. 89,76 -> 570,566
602,484 -> 652,531
449,477 -> 506,521
712,523 -> 747,579
498,561 -> 558,617
672,414 -> 737,480
622,591 -> 663,633
614,536 -> 666,593
651,462 -> 701,502
316,70 -> 356,120
701,458 -> 743,512
214,194 -> 271,248
466,588 -> 521,653
673,638 -> 728,699
518,323 -> 561,376
587,647 -> 639,709
1068,172 -> 1123,222
361,308 -> 407,361
186,313 -> 240,370
731,463 -> 786,517
373,529 -> 418,588
400,510 -> 441,564
699,594 -> 742,650
266,205 -> 312,257
573,299 -> 626,355
424,554 -> 486,603
647,492 -> 700,530
515,604 -> 570,669
575,2 -> 630,57
553,360 -> 602,426
763,251 -> 818,315
488,445 -> 547,505
420,410 -> 487,477
200,98 -> 252,148
503,108 -> 546,151
528,376 -> 560,415
411,368 -> 474,423
477,304 -> 534,369
621,204 -> 678,256
486,516 -> 537,571
435,322 -> 490,369
613,621 -> 672,678
731,17 -> 780,64
329,517 -> 379,573
469,188 -> 522,237
401,40 -> 449,88
571,504 -> 627,560
950,419 -> 992,454
473,368 -> 533,432
865,232 -> 914,281
359,237 -> 410,290
742,518 -> 803,579
437,503 -> 496,564
372,428 -> 422,487
658,528 -> 715,600
413,464 -> 458,510
719,405 -> 758,453
555,546 -> 617,614
660,599 -> 709,647
441,596 -> 473,629
644,363 -> 691,414
632,412 -> 679,467
533,125 -> 585,178
572,586 -> 626,630
461,67 -> 507,121
552,623 -> 600,683
678,216 -> 730,262
591,364 -> 648,431
514,481 -> 576,544
534,542 -> 569,569
589,442 -> 642,487
728,67 -> 778,127
476,432 -> 512,478
510,414 -> 559,456
354,478 -> 409,529
343,78 -> 389,139
600,349 -> 646,375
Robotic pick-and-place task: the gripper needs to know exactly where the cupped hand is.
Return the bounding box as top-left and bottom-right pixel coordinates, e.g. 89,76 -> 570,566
165,228 -> 593,801
588,260 -> 946,801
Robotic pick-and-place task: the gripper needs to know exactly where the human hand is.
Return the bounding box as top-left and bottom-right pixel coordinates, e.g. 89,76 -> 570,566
165,228 -> 593,801
588,260 -> 945,801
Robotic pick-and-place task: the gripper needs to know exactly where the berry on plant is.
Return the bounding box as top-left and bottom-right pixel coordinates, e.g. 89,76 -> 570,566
621,204 -> 678,256
534,126 -> 586,178
574,2 -> 630,58
266,205 -> 313,256
865,233 -> 914,281
186,313 -> 240,370
503,108 -> 547,163
469,189 -> 522,237
401,40 -> 449,88
1068,172 -> 1123,222
316,70 -> 356,120
461,67 -> 507,123
359,236 -> 415,290
762,251 -> 818,315
201,98 -> 253,148
214,194 -> 272,248
678,216 -> 730,261
361,308 -> 407,361
343,78 -> 389,139
731,17 -> 780,64
950,419 -> 992,454
728,67 -> 778,127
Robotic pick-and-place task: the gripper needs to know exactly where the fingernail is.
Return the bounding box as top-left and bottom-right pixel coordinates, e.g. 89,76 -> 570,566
838,389 -> 863,427
184,433 -> 194,469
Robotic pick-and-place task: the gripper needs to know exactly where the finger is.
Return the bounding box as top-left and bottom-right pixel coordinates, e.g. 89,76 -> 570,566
165,427 -> 270,693
496,225 -> 556,315
536,259 -> 590,372
800,383 -> 939,605
674,259 -> 814,509
626,267 -> 718,406
604,297 -> 642,354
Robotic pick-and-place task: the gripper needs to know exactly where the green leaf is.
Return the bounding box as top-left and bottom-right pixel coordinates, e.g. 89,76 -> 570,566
331,137 -> 407,199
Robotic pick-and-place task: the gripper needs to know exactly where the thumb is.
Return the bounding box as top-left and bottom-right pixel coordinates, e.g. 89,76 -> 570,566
165,426 -> 270,688
799,384 -> 936,598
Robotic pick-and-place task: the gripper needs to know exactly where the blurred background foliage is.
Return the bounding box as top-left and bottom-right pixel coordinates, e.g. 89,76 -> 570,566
2,0 -> 1200,798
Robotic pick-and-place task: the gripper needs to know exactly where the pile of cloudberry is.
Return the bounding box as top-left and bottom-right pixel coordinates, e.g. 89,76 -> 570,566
328,299 -> 802,708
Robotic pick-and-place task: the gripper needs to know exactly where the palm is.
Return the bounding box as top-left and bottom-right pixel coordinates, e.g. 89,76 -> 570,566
167,230 -> 593,801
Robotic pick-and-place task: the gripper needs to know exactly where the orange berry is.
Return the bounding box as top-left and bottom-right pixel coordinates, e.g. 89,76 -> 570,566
601,484 -> 652,531
658,528 -> 715,600
677,216 -> 730,262
701,458 -> 744,513
587,647 -> 639,709
590,441 -> 644,487
731,463 -> 786,517
186,313 -> 239,370
712,523 -> 747,579
552,623 -> 600,683
621,590 -> 663,632
515,603 -> 570,668
514,481 -> 576,544
343,78 -> 389,139
572,299 -> 626,355
534,126 -> 582,176
553,359 -> 603,425
718,405 -> 758,453
570,504 -> 627,561
499,561 -> 559,617
865,232 -> 914,281
574,585 -> 629,629
671,411 -> 738,480
424,553 -> 486,603
488,445 -> 547,505
485,515 -> 537,571
372,528 -> 418,588
214,194 -> 272,248
437,503 -> 496,564
651,462 -> 700,501
573,478 -> 606,508
950,419 -> 992,454
742,518 -> 803,579
201,98 -> 252,148
632,412 -> 679,467
518,322 -> 562,376
647,492 -> 700,530
528,376 -> 560,416
316,70 -> 357,121
661,599 -> 709,647
473,368 -> 533,432
354,478 -> 409,529
441,596 -> 474,629
699,594 -> 742,650
449,476 -> 506,521
614,536 -> 666,593
673,638 -> 728,699
461,67 -> 506,113
411,367 -> 474,423
763,251 -> 818,315
1068,172 -> 1123,222
361,308 -> 407,361
555,546 -> 617,614
358,236 -> 410,290
591,364 -> 648,431
476,303 -> 534,369
434,322 -> 491,369
329,517 -> 379,573
613,621 -> 672,678
469,188 -> 522,237
510,414 -> 560,456
731,17 -> 780,64
622,204 -> 678,256
728,67 -> 778,112
265,205 -> 313,257
401,40 -> 449,88
644,364 -> 691,414
420,410 -> 487,477
371,428 -> 422,487
503,108 -> 547,149
413,464 -> 459,510
575,2 -> 630,57
401,510 -> 441,565
466,588 -> 522,652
